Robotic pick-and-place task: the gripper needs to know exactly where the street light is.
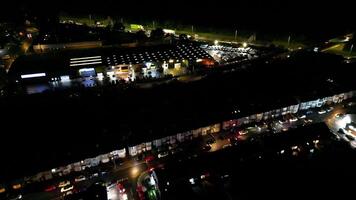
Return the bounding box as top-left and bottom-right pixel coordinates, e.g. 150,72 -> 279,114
131,167 -> 139,177
214,40 -> 219,45
243,42 -> 248,48
350,44 -> 354,55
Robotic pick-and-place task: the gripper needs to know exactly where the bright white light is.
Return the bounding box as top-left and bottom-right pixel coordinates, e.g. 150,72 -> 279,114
51,168 -> 56,173
97,73 -> 104,80
70,61 -> 102,67
107,188 -> 117,200
336,115 -> 351,128
60,76 -> 70,82
70,56 -> 101,61
70,58 -> 102,64
214,40 -> 219,45
196,59 -> 203,62
79,68 -> 95,73
145,62 -> 152,68
21,73 -> 46,79
150,176 -> 156,186
243,42 -> 248,48
122,193 -> 128,200
189,178 -> 195,185
163,29 -> 175,34
289,118 -> 298,122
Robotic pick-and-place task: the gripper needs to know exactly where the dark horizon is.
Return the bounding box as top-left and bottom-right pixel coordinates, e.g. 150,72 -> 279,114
1,0 -> 355,37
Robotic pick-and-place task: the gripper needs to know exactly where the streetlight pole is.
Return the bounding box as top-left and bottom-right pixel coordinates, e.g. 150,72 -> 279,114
112,157 -> 117,169
234,29 -> 237,41
350,44 -> 354,55
89,14 -> 92,26
287,35 -> 291,47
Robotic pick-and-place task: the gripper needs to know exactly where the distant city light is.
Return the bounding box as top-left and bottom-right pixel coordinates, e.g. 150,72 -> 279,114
78,68 -> 95,73
21,73 -> 46,79
70,56 -> 101,61
60,76 -> 70,82
70,61 -> 102,67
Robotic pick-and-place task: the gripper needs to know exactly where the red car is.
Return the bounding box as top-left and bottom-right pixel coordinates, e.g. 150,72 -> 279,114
44,185 -> 56,192
144,155 -> 155,163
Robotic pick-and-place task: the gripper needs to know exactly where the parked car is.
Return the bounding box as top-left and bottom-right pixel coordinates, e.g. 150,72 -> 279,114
335,113 -> 345,119
74,175 -> 86,182
44,185 -> 57,192
318,110 -> 326,114
0,186 -> 5,194
90,173 -> 99,179
144,155 -> 155,163
8,194 -> 22,200
158,151 -> 169,159
326,106 -> 334,112
222,144 -> 232,149
203,144 -> 211,151
60,184 -> 74,193
58,181 -> 70,188
12,183 -> 22,190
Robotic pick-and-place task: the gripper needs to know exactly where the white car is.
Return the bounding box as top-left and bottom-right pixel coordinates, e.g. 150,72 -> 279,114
278,119 -> 289,124
298,115 -> 306,119
222,144 -> 232,149
158,152 -> 169,158
74,175 -> 86,182
60,184 -> 74,193
238,130 -> 248,135
58,181 -> 70,188
289,117 -> 298,122
318,110 -> 326,114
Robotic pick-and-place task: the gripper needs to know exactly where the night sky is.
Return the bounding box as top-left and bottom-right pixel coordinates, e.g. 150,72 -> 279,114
1,0 -> 355,38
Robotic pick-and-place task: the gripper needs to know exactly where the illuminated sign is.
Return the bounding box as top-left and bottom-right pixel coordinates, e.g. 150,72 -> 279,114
21,73 -> 46,79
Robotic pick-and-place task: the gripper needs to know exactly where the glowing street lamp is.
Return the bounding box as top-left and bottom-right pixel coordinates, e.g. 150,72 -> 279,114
243,42 -> 248,48
214,40 -> 219,45
131,167 -> 139,177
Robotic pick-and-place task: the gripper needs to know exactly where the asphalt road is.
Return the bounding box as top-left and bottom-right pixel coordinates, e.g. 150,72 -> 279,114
15,101 -> 356,200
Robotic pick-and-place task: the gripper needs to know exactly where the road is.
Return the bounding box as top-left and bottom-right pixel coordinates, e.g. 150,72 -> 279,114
22,161 -> 147,200
13,101 -> 356,200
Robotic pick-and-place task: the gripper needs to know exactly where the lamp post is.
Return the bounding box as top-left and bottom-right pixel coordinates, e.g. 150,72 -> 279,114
350,44 -> 354,55
234,29 -> 237,41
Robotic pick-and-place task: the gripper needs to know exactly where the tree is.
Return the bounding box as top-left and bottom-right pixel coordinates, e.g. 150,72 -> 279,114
112,22 -> 125,32
179,34 -> 189,41
0,67 -> 7,90
150,28 -> 165,40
